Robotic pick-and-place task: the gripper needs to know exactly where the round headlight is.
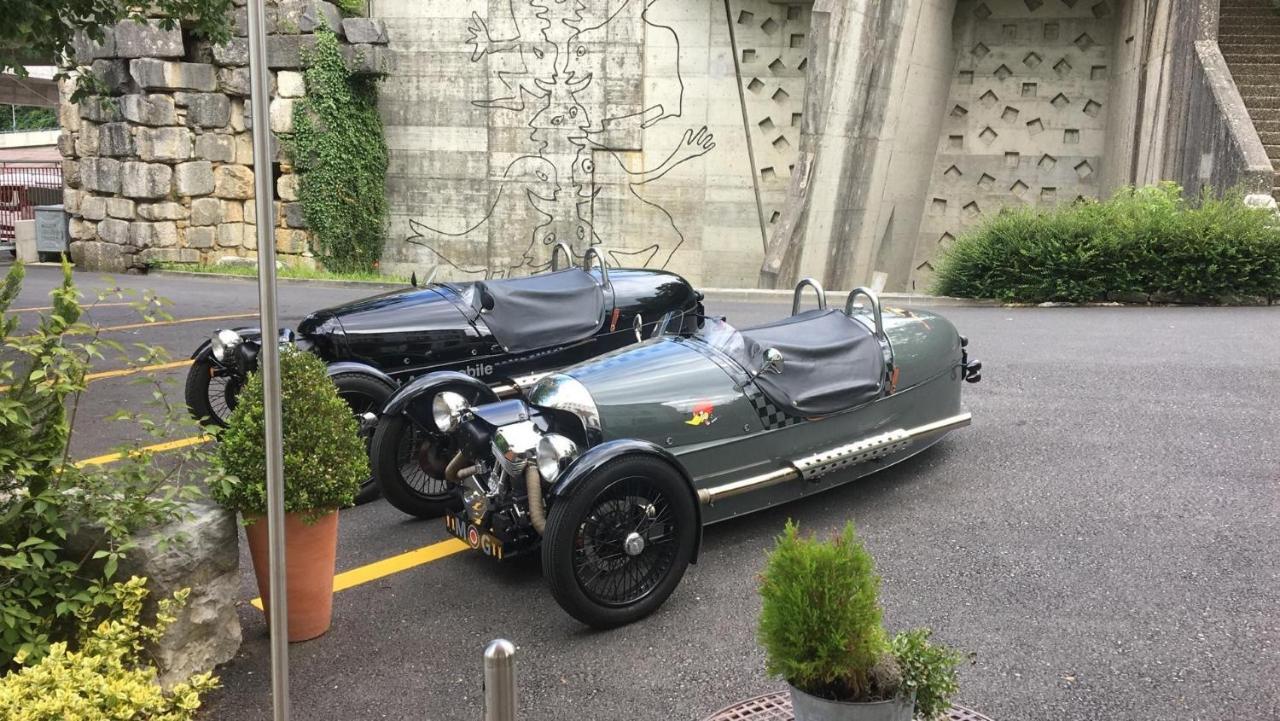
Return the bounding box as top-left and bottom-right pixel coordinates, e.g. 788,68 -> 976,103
432,391 -> 470,433
210,329 -> 243,362
536,433 -> 579,483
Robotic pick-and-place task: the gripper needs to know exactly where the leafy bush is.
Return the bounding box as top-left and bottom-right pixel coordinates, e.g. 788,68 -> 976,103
758,522 -> 963,718
0,262 -> 211,668
0,577 -> 217,721
291,29 -> 389,274
212,348 -> 368,519
932,184 -> 1280,303
891,629 -> 964,721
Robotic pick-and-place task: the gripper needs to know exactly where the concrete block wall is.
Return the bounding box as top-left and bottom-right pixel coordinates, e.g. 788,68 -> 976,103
58,2 -> 389,272
371,0 -> 793,286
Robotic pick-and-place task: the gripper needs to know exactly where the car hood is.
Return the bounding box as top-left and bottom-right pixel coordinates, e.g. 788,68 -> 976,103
296,285 -> 474,339
557,339 -> 750,445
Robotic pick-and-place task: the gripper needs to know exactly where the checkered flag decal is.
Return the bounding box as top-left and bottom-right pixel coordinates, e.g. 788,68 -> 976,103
744,384 -> 803,430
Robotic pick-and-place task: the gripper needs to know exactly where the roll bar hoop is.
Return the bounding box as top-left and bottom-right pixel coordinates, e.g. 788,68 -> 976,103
791,277 -> 828,316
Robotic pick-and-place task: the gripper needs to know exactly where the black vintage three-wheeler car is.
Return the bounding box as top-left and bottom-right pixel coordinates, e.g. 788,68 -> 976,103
185,246 -> 702,502
379,280 -> 982,627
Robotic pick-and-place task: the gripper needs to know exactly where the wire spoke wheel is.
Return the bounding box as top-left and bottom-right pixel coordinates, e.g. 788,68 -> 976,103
207,371 -> 240,425
543,455 -> 697,628
572,476 -> 679,607
397,423 -> 451,498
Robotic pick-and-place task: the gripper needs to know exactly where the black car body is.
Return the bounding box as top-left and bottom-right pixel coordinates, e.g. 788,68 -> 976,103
186,255 -> 702,502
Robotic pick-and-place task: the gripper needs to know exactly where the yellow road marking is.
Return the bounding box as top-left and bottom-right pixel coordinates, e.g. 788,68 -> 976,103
249,538 -> 471,610
94,312 -> 257,333
11,301 -> 136,313
74,435 -> 211,468
0,359 -> 193,392
15,312 -> 257,340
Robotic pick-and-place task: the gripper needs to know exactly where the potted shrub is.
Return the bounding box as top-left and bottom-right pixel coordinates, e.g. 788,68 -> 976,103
211,348 -> 368,642
758,521 -> 963,721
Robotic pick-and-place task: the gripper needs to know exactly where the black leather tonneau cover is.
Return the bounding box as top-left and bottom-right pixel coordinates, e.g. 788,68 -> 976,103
471,269 -> 606,353
736,309 -> 885,417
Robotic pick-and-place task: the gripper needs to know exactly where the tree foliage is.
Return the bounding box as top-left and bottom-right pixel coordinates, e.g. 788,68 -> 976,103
291,29 -> 389,274
0,0 -> 231,101
932,184 -> 1280,304
211,347 -> 368,520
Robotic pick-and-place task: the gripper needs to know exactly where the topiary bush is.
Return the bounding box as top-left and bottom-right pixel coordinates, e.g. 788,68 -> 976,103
932,184 -> 1280,304
758,521 -> 964,719
0,577 -> 217,721
211,348 -> 368,520
290,29 -> 389,274
759,521 -> 889,701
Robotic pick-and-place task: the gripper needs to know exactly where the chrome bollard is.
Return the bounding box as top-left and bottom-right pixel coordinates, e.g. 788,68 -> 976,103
483,639 -> 517,721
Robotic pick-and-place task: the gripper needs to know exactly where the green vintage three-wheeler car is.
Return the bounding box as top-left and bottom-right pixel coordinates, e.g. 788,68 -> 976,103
387,280 -> 982,628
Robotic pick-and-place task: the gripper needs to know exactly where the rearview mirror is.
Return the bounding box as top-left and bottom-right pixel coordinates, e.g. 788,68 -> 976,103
762,348 -> 784,375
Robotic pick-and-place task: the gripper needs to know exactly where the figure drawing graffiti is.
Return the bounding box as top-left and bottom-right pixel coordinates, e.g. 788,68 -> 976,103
407,0 -> 715,278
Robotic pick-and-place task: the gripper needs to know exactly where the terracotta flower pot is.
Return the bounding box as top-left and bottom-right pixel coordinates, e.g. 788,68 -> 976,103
245,510 -> 339,642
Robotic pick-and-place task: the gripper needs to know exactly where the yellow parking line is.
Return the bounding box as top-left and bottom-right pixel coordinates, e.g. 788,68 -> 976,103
85,359 -> 194,382
94,312 -> 258,333
74,435 -> 211,468
11,301 -> 136,313
249,538 -> 471,610
0,359 -> 194,392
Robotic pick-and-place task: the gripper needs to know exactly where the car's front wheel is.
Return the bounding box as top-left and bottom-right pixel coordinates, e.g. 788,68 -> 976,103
330,373 -> 397,505
184,358 -> 242,427
541,455 -> 697,629
371,414 -> 459,518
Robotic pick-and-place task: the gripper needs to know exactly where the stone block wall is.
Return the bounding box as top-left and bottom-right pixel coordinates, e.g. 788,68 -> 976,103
58,3 -> 390,272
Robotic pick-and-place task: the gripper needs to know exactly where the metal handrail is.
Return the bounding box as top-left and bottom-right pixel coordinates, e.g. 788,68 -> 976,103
549,242 -> 574,271
845,287 -> 885,338
582,246 -> 611,290
791,277 -> 827,315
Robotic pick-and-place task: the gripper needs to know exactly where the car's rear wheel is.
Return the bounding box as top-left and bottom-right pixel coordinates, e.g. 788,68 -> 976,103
541,455 -> 697,629
330,373 -> 397,506
184,358 -> 242,427
371,414 -> 459,518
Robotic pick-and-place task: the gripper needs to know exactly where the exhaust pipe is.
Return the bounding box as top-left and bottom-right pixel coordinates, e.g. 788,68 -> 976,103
697,413 -> 972,506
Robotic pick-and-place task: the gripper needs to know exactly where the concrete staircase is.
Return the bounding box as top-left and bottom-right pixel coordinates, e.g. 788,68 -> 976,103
1219,0 -> 1280,201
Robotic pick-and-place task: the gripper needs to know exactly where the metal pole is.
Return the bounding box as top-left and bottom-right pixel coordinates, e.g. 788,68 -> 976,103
483,639 -> 517,721
246,2 -> 289,720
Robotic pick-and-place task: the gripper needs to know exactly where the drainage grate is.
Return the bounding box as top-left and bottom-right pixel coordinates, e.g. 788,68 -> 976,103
701,691 -> 994,721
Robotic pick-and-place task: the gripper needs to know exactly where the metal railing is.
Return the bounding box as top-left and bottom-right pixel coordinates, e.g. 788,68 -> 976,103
0,161 -> 62,242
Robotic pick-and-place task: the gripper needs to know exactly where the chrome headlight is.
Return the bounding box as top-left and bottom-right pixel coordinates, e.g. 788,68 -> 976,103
432,391 -> 470,433
210,329 -> 243,362
536,433 -> 578,483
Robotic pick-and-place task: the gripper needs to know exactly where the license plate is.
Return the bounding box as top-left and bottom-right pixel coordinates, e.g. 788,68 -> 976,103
444,513 -> 505,560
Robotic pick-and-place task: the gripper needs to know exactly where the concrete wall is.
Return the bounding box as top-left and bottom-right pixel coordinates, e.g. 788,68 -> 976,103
372,0 -> 797,286
1099,0 -> 1273,197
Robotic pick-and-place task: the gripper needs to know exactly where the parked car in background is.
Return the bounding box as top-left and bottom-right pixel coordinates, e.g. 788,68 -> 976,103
394,281 -> 982,627
186,245 -> 703,503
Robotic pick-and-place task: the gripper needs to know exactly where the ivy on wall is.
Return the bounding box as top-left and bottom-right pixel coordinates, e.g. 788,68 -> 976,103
290,29 -> 388,274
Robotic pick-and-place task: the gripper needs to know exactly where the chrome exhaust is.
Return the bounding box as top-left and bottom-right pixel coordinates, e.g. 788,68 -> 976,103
697,413 -> 972,506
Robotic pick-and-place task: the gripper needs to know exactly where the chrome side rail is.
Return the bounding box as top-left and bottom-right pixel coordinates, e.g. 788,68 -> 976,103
697,413 -> 972,505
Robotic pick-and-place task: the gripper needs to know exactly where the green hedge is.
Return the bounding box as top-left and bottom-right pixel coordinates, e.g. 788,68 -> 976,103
931,184 -> 1280,304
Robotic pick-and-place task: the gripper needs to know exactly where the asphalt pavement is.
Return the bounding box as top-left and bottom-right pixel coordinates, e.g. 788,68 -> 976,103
4,262 -> 1278,721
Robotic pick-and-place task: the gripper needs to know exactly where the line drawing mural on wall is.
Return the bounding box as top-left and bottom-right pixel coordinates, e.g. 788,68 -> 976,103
406,0 -> 714,278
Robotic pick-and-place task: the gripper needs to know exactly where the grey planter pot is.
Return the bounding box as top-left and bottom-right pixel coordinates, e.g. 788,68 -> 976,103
789,686 -> 914,721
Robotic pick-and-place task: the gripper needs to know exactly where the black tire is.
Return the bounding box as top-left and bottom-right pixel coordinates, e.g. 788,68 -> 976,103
330,373 -> 397,506
184,358 -> 242,427
541,455 -> 697,629
371,414 -> 460,518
